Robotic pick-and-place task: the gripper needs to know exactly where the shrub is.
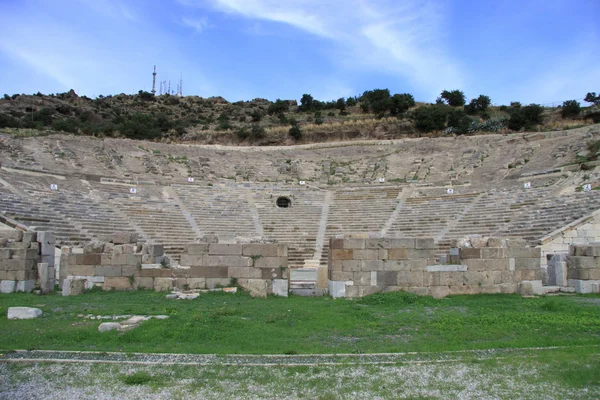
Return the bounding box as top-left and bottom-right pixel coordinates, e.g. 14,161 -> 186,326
250,109 -> 263,122
0,113 -> 21,128
163,96 -> 180,105
346,97 -> 357,107
250,124 -> 265,139
440,89 -> 466,107
360,89 -> 391,117
561,100 -> 581,118
446,109 -> 471,134
314,111 -> 323,125
299,94 -> 315,112
389,93 -> 415,116
584,92 -> 600,105
508,104 -> 543,131
51,118 -> 79,133
289,124 -> 302,140
465,95 -> 491,114
336,97 -> 346,111
138,90 -> 156,102
268,99 -> 289,115
119,113 -> 161,139
412,105 -> 449,132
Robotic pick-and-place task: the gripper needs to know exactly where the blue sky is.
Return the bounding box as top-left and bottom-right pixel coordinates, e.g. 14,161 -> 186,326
0,0 -> 598,105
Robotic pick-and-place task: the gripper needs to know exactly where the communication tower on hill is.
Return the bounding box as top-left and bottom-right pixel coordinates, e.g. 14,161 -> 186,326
151,65 -> 157,95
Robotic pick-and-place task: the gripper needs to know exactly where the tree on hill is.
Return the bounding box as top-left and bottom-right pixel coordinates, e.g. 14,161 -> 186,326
465,95 -> 491,114
440,90 -> 466,107
584,92 -> 600,105
561,100 -> 581,118
336,97 -> 346,112
508,104 -> 544,131
267,99 -> 289,115
360,89 -> 392,118
412,104 -> 450,132
389,93 -> 415,116
300,94 -> 315,112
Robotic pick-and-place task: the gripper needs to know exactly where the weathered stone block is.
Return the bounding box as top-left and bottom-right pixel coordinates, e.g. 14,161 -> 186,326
62,279 -> 85,296
242,244 -> 279,257
154,277 -> 173,292
272,279 -> 288,297
209,244 -> 243,255
330,238 -> 344,250
566,256 -> 596,269
15,280 -> 35,292
481,248 -> 507,259
0,280 -> 16,293
134,277 -> 154,289
353,272 -> 371,286
206,278 -> 230,289
415,238 -> 435,249
388,248 -> 408,260
515,258 -> 541,270
83,241 -> 105,254
186,244 -> 209,255
103,277 -> 132,290
405,259 -> 427,271
122,244 -> 136,254
397,271 -> 423,287
187,278 -> 206,289
341,260 -> 361,271
0,249 -> 10,260
7,307 -> 42,319
0,230 -> 23,241
69,265 -> 96,276
353,249 -> 379,260
95,266 -> 122,277
203,255 -> 252,267
147,245 -> 164,256
112,232 -> 138,244
344,239 -> 365,249
460,248 -> 482,259
345,284 -> 360,298
328,280 -> 346,298
229,267 -> 261,279
507,248 -> 541,258
361,260 -> 384,271
389,238 -> 416,248
254,257 -> 287,268
179,254 -> 203,266
331,270 -> 354,281
331,249 -> 354,260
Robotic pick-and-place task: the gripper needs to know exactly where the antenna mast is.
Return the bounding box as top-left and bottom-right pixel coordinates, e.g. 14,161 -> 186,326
151,65 -> 157,95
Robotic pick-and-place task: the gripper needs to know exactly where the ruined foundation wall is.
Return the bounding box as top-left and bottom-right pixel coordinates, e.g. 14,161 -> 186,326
328,236 -> 541,298
566,244 -> 600,293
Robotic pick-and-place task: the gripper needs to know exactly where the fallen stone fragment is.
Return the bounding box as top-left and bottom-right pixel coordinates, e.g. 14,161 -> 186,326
98,322 -> 122,332
7,307 -> 43,320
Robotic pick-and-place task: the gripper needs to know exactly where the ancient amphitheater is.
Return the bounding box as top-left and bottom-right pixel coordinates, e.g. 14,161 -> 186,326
2,125 -> 600,297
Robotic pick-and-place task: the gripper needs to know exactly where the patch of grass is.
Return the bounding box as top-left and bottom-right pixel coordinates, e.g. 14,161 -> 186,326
121,371 -> 153,385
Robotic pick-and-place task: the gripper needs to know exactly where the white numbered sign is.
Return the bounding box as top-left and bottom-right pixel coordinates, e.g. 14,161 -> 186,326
299,181 -> 306,185
379,178 -> 385,183
524,182 -> 531,189
187,177 -> 195,182
583,184 -> 592,192
50,184 -> 58,191
129,188 -> 137,194
447,188 -> 454,194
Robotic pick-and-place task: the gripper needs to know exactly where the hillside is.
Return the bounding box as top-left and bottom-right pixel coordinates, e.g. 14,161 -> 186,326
1,90 -> 598,146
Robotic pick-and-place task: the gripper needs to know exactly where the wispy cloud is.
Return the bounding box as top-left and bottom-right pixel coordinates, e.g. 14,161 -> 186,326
187,0 -> 464,98
181,16 -> 211,33
76,0 -> 140,22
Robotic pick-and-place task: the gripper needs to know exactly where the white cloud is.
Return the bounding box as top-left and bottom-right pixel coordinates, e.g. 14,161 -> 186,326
188,0 -> 464,98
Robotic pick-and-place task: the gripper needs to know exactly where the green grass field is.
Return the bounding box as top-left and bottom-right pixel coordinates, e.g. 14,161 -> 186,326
1,290 -> 599,354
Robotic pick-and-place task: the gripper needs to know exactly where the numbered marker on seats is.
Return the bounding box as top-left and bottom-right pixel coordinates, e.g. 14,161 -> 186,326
299,181 -> 306,185
187,177 -> 195,183
379,178 -> 385,183
447,188 -> 454,194
584,184 -> 592,192
130,188 -> 137,194
50,184 -> 58,191
524,182 -> 531,189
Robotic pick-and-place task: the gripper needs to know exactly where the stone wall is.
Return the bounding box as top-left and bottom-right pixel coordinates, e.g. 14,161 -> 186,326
328,235 -> 541,298
566,244 -> 600,293
61,233 -> 288,297
0,230 -> 54,293
539,210 -> 600,273
177,239 -> 289,297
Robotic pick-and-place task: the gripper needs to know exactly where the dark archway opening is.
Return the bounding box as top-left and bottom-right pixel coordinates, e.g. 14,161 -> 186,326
276,196 -> 291,208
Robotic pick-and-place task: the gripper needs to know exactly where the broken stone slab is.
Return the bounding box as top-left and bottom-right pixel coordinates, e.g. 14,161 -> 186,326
272,279 -> 289,297
62,279 -> 85,296
7,307 -> 42,320
327,280 -> 345,299
248,279 -> 268,298
16,280 -> 35,292
98,322 -> 122,332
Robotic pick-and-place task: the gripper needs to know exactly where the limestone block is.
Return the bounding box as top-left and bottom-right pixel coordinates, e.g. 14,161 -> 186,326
135,277 -> 154,289
247,279 -> 267,298
405,259 -> 427,271
383,260 -> 406,271
342,260 -> 361,271
351,249 -> 378,260
112,232 -> 137,244
589,269 -> 600,280
95,266 -> 122,277
487,237 -> 507,248
507,248 -> 541,258
206,278 -> 230,289
365,238 -> 388,249
328,280 -> 345,298
345,284 -> 360,298
0,280 -> 16,293
331,270 -> 354,281
514,258 -> 540,270
406,249 -> 436,260
16,280 -> 35,292
481,248 -> 507,259
501,271 -> 517,284
187,278 -> 206,289
179,254 -> 203,266
331,249 -> 354,260
7,307 -> 42,319
360,260 -> 384,271
69,265 -> 96,276
147,245 -> 164,256
426,265 -> 467,272
389,238 -> 416,248
262,267 -> 284,280
330,238 -> 344,249
228,267 -> 261,279
209,244 -> 243,255
415,238 -> 435,249
518,281 -> 533,296
272,279 -> 289,297
203,255 -> 251,268
500,283 -> 517,293
122,244 -> 136,254
388,248 -> 408,260
353,272 -> 371,286
83,241 -> 105,254
254,257 -> 287,268
343,239 -> 365,249
141,263 -> 162,269
121,265 -> 138,277
154,277 -> 174,292
198,235 -> 219,244
405,287 -> 428,296
38,262 -> 51,294
37,232 -> 55,256
568,279 -> 600,293
242,244 -> 279,257
103,277 -> 132,290
429,286 -> 450,299
0,249 -> 10,260
62,279 -> 85,296
0,230 -> 23,241
476,285 -> 502,294
397,271 -> 423,287
460,248 -> 482,259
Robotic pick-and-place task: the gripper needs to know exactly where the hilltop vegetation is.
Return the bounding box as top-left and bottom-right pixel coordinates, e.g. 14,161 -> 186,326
0,88 -> 598,145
